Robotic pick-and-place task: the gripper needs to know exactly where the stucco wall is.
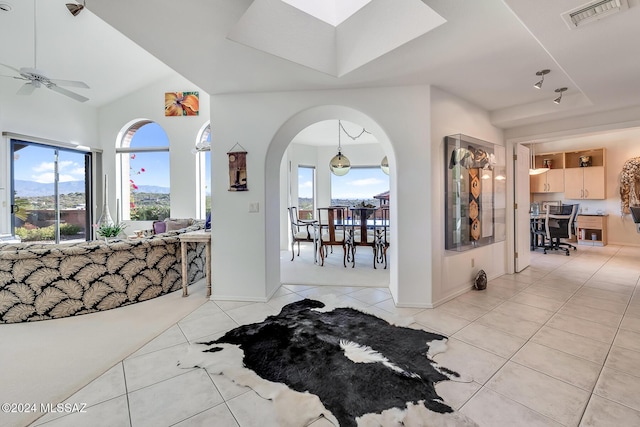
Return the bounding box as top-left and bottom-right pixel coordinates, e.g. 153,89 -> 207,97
97,75 -> 210,221
430,87 -> 507,306
209,85 -> 430,306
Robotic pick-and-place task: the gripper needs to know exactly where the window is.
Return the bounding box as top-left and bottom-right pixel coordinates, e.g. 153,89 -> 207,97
330,166 -> 389,207
10,139 -> 92,243
116,121 -> 170,221
298,165 -> 315,219
195,123 -> 211,219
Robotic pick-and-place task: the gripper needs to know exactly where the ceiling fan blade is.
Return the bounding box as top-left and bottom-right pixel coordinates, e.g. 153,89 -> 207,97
0,63 -> 22,74
49,78 -> 90,89
47,84 -> 89,103
17,82 -> 37,96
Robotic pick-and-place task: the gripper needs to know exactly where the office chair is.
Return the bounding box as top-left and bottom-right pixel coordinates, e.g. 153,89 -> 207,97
541,204 -> 578,255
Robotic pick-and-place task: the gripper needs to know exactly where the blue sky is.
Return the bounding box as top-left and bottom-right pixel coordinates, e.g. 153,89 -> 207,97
13,145 -> 86,183
299,166 -> 389,199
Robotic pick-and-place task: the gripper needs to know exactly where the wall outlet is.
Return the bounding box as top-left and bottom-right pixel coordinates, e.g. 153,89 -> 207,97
582,206 -> 588,213
249,202 -> 259,213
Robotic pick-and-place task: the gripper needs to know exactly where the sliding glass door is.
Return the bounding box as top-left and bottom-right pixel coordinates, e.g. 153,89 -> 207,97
10,140 -> 92,244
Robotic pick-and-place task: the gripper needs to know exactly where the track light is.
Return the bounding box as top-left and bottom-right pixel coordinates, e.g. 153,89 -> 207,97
66,1 -> 85,16
553,87 -> 568,104
533,69 -> 550,89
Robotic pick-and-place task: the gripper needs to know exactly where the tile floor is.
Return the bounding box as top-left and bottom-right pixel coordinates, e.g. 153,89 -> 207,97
25,245 -> 640,426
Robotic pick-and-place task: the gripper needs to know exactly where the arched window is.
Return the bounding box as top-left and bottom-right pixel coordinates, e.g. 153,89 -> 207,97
195,122 -> 211,219
116,121 -> 170,221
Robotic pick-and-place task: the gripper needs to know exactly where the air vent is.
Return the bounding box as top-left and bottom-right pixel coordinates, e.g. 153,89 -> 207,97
561,0 -> 629,29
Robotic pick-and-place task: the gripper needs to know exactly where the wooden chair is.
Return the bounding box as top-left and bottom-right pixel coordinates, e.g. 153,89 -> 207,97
288,207 -> 318,261
316,206 -> 348,267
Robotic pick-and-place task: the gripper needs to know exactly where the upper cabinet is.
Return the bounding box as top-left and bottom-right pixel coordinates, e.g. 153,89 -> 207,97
564,148 -> 606,200
530,152 -> 564,193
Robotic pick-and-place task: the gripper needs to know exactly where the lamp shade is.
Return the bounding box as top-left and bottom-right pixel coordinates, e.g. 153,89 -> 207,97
329,151 -> 351,176
380,156 -> 389,175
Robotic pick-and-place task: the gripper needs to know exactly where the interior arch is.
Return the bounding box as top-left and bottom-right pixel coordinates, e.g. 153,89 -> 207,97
264,105 -> 398,299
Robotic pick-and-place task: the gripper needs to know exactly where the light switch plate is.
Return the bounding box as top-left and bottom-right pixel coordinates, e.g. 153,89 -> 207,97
249,202 -> 259,213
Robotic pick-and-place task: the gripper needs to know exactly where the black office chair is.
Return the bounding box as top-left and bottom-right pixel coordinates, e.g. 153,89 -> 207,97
541,204 -> 578,255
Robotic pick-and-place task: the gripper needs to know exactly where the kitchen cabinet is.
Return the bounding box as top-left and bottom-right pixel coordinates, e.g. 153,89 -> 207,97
563,148 -> 605,200
530,152 -> 564,193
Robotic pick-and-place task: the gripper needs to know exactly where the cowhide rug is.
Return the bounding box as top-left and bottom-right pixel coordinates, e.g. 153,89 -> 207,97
178,299 -> 477,427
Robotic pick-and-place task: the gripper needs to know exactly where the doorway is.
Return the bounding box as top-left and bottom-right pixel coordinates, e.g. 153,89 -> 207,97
10,139 -> 92,244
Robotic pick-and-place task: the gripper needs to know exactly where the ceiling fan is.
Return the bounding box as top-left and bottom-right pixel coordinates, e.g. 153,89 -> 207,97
0,0 -> 90,102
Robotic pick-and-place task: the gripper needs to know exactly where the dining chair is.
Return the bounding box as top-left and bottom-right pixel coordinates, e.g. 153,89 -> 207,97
316,206 -> 348,267
373,206 -> 390,269
288,207 -> 318,261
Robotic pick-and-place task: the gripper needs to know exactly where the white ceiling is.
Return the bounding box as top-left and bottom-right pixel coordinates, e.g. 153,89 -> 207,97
2,0 -> 640,131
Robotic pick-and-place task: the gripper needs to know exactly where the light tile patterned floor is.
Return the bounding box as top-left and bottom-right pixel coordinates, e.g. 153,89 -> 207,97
29,245 -> 640,426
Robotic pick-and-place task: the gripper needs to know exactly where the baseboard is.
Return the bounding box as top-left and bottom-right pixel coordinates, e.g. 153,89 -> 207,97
210,294 -> 268,303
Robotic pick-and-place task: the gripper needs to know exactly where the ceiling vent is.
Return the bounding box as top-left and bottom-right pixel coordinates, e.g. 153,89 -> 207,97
561,0 -> 629,29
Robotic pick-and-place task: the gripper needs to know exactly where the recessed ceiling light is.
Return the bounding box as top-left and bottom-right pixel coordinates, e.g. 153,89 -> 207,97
0,3 -> 13,12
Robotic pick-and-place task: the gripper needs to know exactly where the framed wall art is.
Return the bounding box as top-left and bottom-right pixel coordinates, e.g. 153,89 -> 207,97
445,134 -> 506,251
228,143 -> 248,191
165,91 -> 199,116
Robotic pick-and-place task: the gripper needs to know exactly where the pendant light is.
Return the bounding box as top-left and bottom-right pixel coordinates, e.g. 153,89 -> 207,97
329,120 -> 351,176
380,156 -> 389,175
528,143 -> 549,176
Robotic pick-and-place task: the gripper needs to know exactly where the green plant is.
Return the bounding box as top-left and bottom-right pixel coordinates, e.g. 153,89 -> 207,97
15,225 -> 56,242
94,222 -> 127,238
60,223 -> 82,236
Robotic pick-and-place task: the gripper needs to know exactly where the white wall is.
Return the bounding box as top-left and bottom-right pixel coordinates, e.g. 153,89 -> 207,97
430,87 -> 507,306
97,75 -> 210,224
210,86 -> 433,306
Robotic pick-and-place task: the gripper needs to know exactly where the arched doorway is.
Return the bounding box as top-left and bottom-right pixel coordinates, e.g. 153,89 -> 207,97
264,105 -> 398,300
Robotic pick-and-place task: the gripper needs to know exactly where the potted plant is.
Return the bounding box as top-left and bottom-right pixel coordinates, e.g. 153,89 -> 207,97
94,222 -> 127,242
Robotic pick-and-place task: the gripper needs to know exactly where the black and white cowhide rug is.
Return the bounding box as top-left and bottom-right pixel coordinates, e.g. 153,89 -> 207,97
178,298 -> 477,427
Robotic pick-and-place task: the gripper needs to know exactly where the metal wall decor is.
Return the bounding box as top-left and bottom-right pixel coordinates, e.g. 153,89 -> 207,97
445,134 -> 507,251
227,143 -> 248,191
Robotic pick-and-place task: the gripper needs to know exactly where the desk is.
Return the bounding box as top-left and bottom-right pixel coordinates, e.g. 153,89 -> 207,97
530,214 -> 546,250
178,229 -> 212,297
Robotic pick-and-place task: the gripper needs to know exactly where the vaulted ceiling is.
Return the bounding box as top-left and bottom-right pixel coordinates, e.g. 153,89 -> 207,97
2,0 -> 640,130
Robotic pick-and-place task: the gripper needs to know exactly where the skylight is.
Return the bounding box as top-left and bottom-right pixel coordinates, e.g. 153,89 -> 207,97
281,0 -> 372,26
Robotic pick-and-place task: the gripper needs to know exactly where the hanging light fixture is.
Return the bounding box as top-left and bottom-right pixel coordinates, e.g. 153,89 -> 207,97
380,156 -> 389,175
528,142 -> 549,176
66,1 -> 85,16
553,87 -> 567,104
329,120 -> 351,176
533,69 -> 550,89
